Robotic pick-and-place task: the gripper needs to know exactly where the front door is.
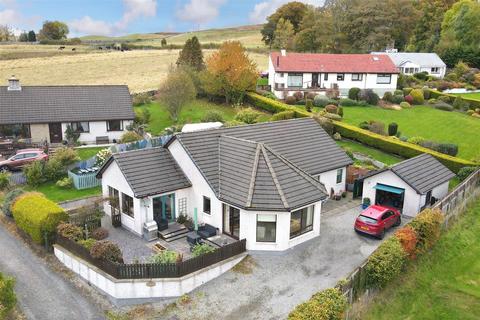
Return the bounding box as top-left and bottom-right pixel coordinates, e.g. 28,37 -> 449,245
223,204 -> 240,239
153,194 -> 176,224
312,73 -> 319,88
49,123 -> 63,143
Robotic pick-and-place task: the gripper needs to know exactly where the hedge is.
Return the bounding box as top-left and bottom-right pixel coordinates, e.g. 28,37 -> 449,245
245,92 -> 310,117
12,193 -> 68,244
0,272 -> 16,319
428,89 -> 480,110
409,208 -> 444,254
332,121 -> 477,173
288,288 -> 347,320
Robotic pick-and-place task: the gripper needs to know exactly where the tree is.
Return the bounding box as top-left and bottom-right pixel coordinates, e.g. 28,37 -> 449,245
0,25 -> 13,42
176,36 -> 204,71
161,38 -> 167,47
28,30 -> 36,42
18,32 -> 29,42
38,21 -> 69,41
201,41 -> 257,104
273,18 -> 295,49
157,68 -> 196,121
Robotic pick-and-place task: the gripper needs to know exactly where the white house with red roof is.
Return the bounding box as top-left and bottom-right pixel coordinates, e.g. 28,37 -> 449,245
268,50 -> 399,99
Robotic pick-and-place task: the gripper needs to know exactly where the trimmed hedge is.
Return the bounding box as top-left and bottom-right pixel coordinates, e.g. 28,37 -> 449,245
288,288 -> 347,320
0,272 -> 16,319
428,89 -> 480,110
410,208 -> 444,254
12,193 -> 68,244
245,92 -> 310,117
332,121 -> 476,173
2,188 -> 25,217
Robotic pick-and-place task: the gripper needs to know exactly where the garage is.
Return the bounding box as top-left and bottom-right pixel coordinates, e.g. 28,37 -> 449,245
373,183 -> 405,211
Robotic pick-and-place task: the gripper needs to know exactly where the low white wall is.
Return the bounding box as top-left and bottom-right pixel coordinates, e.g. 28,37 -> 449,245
54,245 -> 246,299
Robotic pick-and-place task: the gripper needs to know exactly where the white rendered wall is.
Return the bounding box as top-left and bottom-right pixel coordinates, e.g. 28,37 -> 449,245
61,120 -> 132,144
317,167 -> 347,195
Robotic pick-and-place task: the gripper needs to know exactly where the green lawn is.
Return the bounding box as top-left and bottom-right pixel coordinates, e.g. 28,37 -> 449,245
363,199 -> 480,320
341,105 -> 480,161
26,182 -> 101,203
75,147 -> 104,160
336,140 -> 403,166
452,92 -> 480,100
135,99 -> 272,135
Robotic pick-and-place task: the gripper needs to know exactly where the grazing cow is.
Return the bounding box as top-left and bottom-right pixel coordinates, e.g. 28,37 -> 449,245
59,46 -> 65,50
72,48 -> 76,51
98,46 -> 103,50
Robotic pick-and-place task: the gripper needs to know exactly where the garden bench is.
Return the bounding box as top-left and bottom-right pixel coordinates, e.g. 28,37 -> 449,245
96,136 -> 109,145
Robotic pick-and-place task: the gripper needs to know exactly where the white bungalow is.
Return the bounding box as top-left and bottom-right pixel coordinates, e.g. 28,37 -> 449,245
372,52 -> 447,78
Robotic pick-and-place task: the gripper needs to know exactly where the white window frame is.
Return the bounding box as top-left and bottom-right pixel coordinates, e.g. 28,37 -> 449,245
376,74 -> 392,84
256,214 -> 277,243
351,73 -> 363,81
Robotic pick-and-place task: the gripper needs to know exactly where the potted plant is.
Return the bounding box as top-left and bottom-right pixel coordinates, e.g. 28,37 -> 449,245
362,197 -> 371,209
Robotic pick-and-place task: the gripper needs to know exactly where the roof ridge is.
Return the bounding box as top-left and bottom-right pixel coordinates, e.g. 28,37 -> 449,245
261,145 -> 289,209
220,134 -> 258,145
113,146 -> 163,157
246,144 -> 262,207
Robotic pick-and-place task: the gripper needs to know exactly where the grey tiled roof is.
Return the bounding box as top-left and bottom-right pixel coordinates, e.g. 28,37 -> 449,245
372,52 -> 446,67
218,136 -> 327,211
0,85 -> 135,124
97,147 -> 191,198
390,153 -> 455,194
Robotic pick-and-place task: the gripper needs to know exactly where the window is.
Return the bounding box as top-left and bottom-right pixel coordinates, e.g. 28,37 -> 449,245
107,120 -> 123,131
0,124 -> 31,139
336,168 -> 343,184
376,74 -> 391,84
324,73 -> 329,81
352,73 -> 363,81
279,73 -> 284,78
108,186 -> 119,209
121,193 -> 134,217
287,73 -> 303,88
70,122 -> 90,133
203,196 -> 211,214
290,205 -> 314,238
431,67 -> 440,74
404,67 -> 419,74
337,73 -> 345,81
381,211 -> 394,220
256,214 -> 277,242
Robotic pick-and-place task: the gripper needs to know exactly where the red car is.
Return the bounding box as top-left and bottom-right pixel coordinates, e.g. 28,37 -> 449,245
0,149 -> 48,172
354,205 -> 401,239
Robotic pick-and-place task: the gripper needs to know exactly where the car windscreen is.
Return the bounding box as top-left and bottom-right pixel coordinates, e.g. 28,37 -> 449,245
358,215 -> 377,224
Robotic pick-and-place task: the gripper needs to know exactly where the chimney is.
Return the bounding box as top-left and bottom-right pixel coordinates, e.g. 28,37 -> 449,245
280,49 -> 286,56
7,75 -> 21,91
276,56 -> 280,67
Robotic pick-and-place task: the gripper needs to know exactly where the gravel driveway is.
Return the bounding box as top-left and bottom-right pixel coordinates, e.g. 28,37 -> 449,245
0,224 -> 105,320
146,204 -> 391,320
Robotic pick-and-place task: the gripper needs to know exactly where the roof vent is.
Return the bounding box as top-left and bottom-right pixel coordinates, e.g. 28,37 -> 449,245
280,49 -> 286,56
7,75 -> 21,91
372,56 -> 380,61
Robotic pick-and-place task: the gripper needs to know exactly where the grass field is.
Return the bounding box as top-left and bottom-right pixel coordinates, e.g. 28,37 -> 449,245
341,106 -> 480,161
0,48 -> 268,93
75,147 -> 104,160
452,92 -> 480,100
136,99 -> 272,135
336,140 -> 403,165
363,199 -> 480,320
26,182 -> 101,203
0,44 -> 94,60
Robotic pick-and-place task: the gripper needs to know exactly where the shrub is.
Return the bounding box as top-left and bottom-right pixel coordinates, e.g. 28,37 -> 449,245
313,116 -> 334,135
434,101 -> 454,111
391,94 -> 404,104
57,222 -> 83,241
457,166 -> 478,181
288,288 -> 347,320
149,250 -> 179,264
0,171 -> 9,190
339,98 -> 361,107
404,94 -> 414,104
333,132 -> 342,141
388,122 -> 398,136
325,104 -> 338,114
438,95 -> 452,103
427,98 -> 437,104
90,240 -> 123,263
2,188 -> 25,217
399,101 -> 411,109
436,143 -> 458,157
56,177 -> 73,189
12,193 -> 68,244
245,92 -> 309,117
295,99 -> 305,105
413,72 -> 428,80
201,110 -> 224,123
43,158 -> 65,182
293,91 -> 304,101
365,237 -> 407,288
326,87 -> 339,99
403,87 -> 413,96
337,106 -> 343,117
78,238 -> 97,250
395,226 -> 418,259
422,87 -> 431,100
52,148 -> 80,167
192,243 -> 216,257
382,91 -> 393,102
452,96 -> 469,110
235,107 -> 261,124
306,92 -> 316,100
369,121 -> 386,135
271,110 -> 295,121
94,149 -> 112,167
120,131 -> 142,143
223,120 -> 245,127
0,272 -> 16,319
23,161 -> 45,187
394,89 -> 403,96
132,92 -> 152,106
285,96 -> 297,105
91,227 -> 109,240
359,121 -> 370,130
305,99 -> 313,112
313,95 -> 330,107
322,113 -> 342,121
262,91 -> 277,100
410,89 -> 425,105
358,89 -> 379,105
348,87 -> 361,100
407,136 -> 425,145
410,208 -> 444,254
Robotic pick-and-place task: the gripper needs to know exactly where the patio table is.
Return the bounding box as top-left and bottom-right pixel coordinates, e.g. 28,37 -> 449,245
186,232 -> 202,246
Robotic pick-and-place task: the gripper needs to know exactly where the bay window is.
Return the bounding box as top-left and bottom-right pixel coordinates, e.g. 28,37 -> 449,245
256,214 -> 277,242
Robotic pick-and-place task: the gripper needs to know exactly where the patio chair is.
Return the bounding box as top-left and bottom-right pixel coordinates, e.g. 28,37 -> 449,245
197,224 -> 217,239
155,218 -> 168,231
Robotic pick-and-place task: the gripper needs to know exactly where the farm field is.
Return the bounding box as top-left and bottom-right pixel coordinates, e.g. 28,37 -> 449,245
135,99 -> 272,135
0,44 -> 94,60
363,199 -> 480,320
0,48 -> 268,93
341,106 -> 480,161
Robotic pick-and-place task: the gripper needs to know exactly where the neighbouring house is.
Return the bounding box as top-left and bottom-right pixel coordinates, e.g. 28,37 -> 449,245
268,50 -> 399,99
0,76 -> 135,145
97,118 -> 353,251
361,154 -> 455,217
372,51 -> 447,78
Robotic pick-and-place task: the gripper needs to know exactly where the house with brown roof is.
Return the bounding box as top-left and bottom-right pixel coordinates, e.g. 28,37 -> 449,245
268,50 -> 399,99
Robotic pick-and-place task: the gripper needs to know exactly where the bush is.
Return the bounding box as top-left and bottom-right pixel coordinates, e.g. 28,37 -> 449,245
413,72 -> 428,80
403,87 -> 413,96
337,106 -> 343,118
271,110 -> 295,121
313,116 -> 334,135
436,143 -> 458,157
388,122 -> 398,136
288,288 -> 347,320
2,188 -> 25,217
410,89 -> 425,105
24,161 -> 45,187
305,99 -> 313,112
95,148 -> 112,167
457,166 -> 478,181
358,89 -> 379,105
348,87 -> 361,100
91,227 -> 109,240
325,104 -> 338,114
12,193 -> 68,244
293,91 -> 304,101
56,177 -> 73,189
78,238 -> 97,250
333,132 -> 342,141
120,131 -> 142,143
383,91 -> 393,102
410,208 -> 444,254
245,93 -> 309,117
235,108 -> 261,124
399,101 -> 411,109
322,113 -> 342,121
306,92 -> 316,100
365,237 -> 407,288
52,148 -> 80,167
404,94 -> 414,104
422,87 -> 431,100
391,94 -> 405,104
132,92 -> 152,106
0,171 -> 9,190
359,121 -> 370,130
433,101 -> 454,111
90,240 -> 123,263
407,136 -> 425,145
192,243 -> 216,257
57,222 -> 83,241
369,121 -> 386,135
201,110 -> 224,123
438,95 -> 452,103
394,89 -> 403,96
262,91 -> 277,100
44,158 -> 65,182
223,120 -> 245,127
285,96 -> 297,105
326,87 -> 339,99
339,98 -> 361,107
452,96 -> 469,111
427,98 -> 437,104
149,250 -> 179,264
0,272 -> 16,319
395,226 -> 418,259
313,95 -> 330,107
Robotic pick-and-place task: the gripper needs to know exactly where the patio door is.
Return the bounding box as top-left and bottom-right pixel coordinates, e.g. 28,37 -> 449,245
312,73 -> 319,88
223,204 -> 240,239
153,194 -> 176,223
108,186 -> 121,227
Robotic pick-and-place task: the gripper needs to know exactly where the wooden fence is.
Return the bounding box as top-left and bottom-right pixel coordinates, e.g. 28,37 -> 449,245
69,211 -> 102,233
56,235 -> 247,279
68,171 -> 101,190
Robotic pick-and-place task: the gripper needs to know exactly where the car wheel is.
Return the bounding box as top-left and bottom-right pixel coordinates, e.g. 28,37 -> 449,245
378,229 -> 385,240
394,216 -> 401,227
0,166 -> 9,173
